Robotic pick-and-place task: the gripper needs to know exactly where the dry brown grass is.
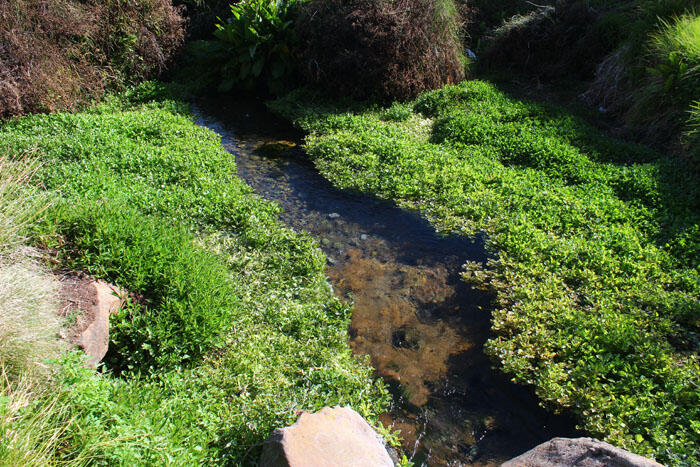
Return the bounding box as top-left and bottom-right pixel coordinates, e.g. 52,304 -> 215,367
0,155 -> 62,379
0,254 -> 63,380
296,0 -> 467,101
0,0 -> 184,119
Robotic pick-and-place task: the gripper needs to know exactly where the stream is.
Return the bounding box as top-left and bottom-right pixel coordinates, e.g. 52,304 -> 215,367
195,97 -> 579,466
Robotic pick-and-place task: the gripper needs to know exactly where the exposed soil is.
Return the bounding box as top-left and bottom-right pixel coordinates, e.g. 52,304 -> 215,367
57,272 -> 100,342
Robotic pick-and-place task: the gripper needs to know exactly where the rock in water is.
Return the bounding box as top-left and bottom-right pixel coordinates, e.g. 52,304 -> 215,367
257,140 -> 298,158
502,437 -> 664,467
259,406 -> 393,467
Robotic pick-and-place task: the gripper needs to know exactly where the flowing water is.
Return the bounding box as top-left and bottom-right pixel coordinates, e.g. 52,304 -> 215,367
195,97 -> 579,466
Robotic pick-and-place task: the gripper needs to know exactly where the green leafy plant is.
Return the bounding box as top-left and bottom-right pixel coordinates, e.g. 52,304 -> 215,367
210,0 -> 297,94
0,83 -> 390,463
684,100 -> 700,164
270,79 -> 700,465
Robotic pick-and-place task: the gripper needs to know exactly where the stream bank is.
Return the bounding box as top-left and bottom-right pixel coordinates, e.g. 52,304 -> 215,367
195,96 -> 579,466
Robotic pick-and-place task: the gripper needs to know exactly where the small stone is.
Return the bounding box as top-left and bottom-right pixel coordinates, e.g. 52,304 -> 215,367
256,141 -> 298,158
328,213 -> 340,219
260,406 -> 393,467
502,437 -> 664,467
482,416 -> 497,431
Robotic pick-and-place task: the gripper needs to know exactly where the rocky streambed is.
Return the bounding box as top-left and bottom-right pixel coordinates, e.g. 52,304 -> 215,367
195,97 -> 579,466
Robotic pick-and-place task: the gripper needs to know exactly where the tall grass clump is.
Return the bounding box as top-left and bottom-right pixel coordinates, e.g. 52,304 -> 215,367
0,370 -> 70,466
478,2 -> 612,79
684,101 -> 700,163
0,157 -> 70,462
0,259 -> 62,379
0,156 -> 47,252
626,12 -> 700,142
0,156 -> 61,380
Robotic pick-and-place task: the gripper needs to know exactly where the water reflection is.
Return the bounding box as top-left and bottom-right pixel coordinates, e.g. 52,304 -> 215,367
195,97 -> 579,466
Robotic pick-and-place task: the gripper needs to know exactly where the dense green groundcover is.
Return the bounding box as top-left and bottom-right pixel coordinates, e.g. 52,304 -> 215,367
269,81 -> 700,465
0,83 -> 389,463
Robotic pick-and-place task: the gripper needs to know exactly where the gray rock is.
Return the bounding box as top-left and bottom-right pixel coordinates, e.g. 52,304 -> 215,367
502,437 -> 664,467
260,406 -> 393,467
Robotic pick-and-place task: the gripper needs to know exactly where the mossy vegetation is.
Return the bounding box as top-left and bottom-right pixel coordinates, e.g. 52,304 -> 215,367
0,84 -> 389,463
269,80 -> 700,465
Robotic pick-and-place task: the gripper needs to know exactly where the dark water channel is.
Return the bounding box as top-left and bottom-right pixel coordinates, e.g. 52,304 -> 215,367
195,98 -> 579,466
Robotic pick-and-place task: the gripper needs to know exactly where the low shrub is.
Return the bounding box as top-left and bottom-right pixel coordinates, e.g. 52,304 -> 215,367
191,0 -> 299,94
478,1 -> 623,80
295,0 -> 467,100
48,202 -> 237,371
0,0 -> 184,119
270,80 -> 700,465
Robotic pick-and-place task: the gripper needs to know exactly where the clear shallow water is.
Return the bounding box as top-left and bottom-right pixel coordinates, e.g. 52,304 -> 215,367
195,97 -> 579,466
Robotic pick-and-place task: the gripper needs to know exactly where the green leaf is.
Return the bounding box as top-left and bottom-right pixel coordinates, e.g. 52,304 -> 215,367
252,57 -> 265,77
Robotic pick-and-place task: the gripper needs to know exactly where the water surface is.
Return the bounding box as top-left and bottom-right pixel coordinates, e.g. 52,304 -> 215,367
195,97 -> 579,466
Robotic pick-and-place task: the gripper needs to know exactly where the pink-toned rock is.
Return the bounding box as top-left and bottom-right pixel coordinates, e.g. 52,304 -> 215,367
59,275 -> 125,367
502,437 -> 664,467
77,280 -> 123,366
259,406 -> 393,467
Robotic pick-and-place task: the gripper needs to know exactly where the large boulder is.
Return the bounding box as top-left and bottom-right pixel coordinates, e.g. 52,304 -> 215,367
259,406 -> 393,467
59,275 -> 125,367
502,437 -> 664,467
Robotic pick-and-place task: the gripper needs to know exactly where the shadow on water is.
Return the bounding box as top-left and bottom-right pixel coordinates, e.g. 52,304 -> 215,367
195,97 -> 581,466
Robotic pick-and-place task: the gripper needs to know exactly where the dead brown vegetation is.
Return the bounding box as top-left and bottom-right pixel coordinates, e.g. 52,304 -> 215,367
295,0 -> 467,101
0,0 -> 184,119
